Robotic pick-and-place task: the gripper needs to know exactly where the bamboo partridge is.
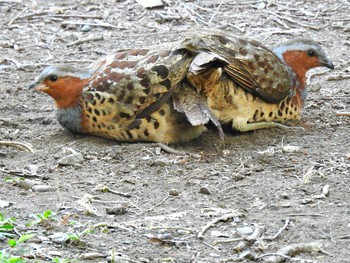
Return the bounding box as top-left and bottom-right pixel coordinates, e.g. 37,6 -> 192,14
29,32 -> 333,143
29,41 -> 222,143
184,33 -> 334,132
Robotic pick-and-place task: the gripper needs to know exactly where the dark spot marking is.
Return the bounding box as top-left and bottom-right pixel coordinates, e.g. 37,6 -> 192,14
104,67 -> 111,74
139,96 -> 146,104
108,97 -> 115,104
257,61 -> 265,68
86,114 -> 90,118
147,55 -> 159,64
128,119 -> 142,130
109,72 -> 125,82
100,97 -> 105,104
151,65 -> 169,79
226,94 -> 233,104
159,50 -> 171,57
115,51 -> 128,59
278,110 -> 283,117
125,96 -> 133,104
92,116 -> 97,122
249,40 -> 260,47
137,67 -> 146,78
125,130 -> 133,139
95,93 -> 101,100
260,111 -> 264,117
145,116 -> 152,122
114,61 -> 137,69
294,106 -> 297,111
280,101 -> 285,110
94,109 -> 100,116
160,79 -> 171,90
144,129 -> 149,137
218,35 -> 229,45
253,110 -> 259,120
269,112 -> 273,118
87,107 -> 93,113
127,82 -> 134,91
92,100 -> 97,106
254,54 -> 260,61
239,39 -> 248,45
239,48 -> 248,56
159,109 -> 165,116
285,107 -> 289,114
118,90 -> 125,102
119,112 -> 131,119
140,76 -> 151,88
128,49 -> 149,56
154,121 -> 160,129
153,93 -> 161,99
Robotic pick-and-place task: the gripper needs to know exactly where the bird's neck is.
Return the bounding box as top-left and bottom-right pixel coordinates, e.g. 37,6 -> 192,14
51,77 -> 90,132
276,50 -> 310,107
56,105 -> 84,133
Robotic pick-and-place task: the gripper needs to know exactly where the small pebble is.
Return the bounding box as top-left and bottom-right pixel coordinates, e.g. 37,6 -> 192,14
81,24 -> 92,32
106,205 -> 127,215
32,185 -> 55,192
80,252 -> 105,260
168,189 -> 179,196
57,153 -> 84,166
237,226 -> 253,236
199,186 -> 211,195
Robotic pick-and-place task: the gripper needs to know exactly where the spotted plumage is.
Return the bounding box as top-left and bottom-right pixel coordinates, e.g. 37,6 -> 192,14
29,32 -> 333,143
29,42 -> 218,143
184,33 -> 334,132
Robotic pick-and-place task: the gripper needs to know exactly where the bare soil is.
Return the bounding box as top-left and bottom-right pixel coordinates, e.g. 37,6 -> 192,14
0,0 -> 349,262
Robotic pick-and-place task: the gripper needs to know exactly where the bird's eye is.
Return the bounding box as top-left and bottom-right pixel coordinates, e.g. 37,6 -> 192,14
49,75 -> 58,82
307,49 -> 316,57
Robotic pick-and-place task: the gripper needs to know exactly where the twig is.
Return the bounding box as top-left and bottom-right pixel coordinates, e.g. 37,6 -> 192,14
233,225 -> 266,252
263,218 -> 290,241
336,112 -> 350,117
156,143 -> 202,159
202,241 -> 221,252
107,188 -> 132,198
327,74 -> 350,81
258,242 -> 323,263
197,211 -> 242,239
67,35 -> 104,47
61,20 -> 124,29
8,9 -> 25,26
0,141 -> 34,153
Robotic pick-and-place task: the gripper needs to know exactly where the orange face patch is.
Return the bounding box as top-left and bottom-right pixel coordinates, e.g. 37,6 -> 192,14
41,76 -> 89,108
282,50 -> 320,83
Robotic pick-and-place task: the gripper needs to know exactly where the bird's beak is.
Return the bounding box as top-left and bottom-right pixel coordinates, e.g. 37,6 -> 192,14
320,58 -> 334,70
28,82 -> 37,90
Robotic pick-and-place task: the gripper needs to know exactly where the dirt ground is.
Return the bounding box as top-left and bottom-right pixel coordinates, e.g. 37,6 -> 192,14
0,0 -> 349,262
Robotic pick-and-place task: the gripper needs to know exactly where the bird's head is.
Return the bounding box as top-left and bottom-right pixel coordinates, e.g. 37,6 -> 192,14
273,39 -> 334,84
29,65 -> 91,108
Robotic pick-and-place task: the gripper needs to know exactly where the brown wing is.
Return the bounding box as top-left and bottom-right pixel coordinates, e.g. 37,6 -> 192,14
173,81 -> 224,138
82,44 -> 193,128
184,33 -> 294,103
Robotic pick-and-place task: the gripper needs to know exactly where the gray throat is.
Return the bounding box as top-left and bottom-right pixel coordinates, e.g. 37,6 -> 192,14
56,106 -> 83,133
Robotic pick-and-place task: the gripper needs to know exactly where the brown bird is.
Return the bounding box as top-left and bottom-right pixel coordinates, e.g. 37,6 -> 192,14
184,33 -> 334,132
29,41 -> 222,143
29,33 -> 333,143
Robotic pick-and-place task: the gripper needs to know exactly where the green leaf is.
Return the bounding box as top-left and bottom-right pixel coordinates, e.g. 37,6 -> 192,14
43,210 -> 52,219
8,239 -> 17,247
0,224 -> 15,231
7,256 -> 26,263
17,233 -> 34,244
